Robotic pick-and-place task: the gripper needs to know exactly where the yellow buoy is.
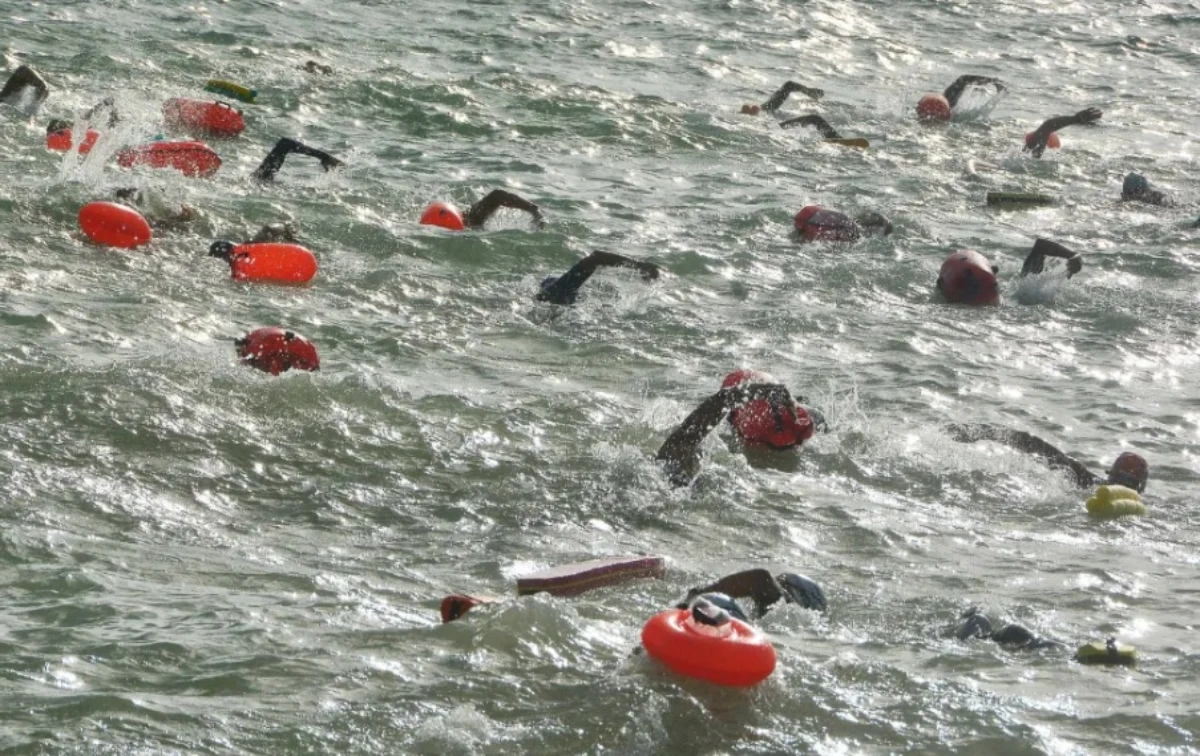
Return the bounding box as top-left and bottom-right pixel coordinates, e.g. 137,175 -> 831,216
204,79 -> 257,104
1086,484 -> 1146,519
825,138 -> 869,150
1076,638 -> 1136,666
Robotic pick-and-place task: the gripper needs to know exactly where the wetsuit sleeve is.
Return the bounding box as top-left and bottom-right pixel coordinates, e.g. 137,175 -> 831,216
779,114 -> 842,139
82,97 -> 120,128
0,65 -> 49,107
252,137 -> 343,182
685,569 -> 785,618
1024,108 -> 1102,158
1020,238 -> 1082,278
656,383 -> 794,487
942,75 -> 1006,108
761,81 -> 824,112
464,189 -> 543,229
946,423 -> 1102,488
536,251 -> 660,305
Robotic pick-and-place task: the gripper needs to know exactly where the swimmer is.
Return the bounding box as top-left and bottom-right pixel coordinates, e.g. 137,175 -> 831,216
421,189 -> 545,231
917,75 -> 1007,122
113,187 -> 199,232
536,251 -> 660,305
740,80 -> 824,117
1121,172 -> 1169,206
947,424 -> 1149,492
301,60 -> 334,75
955,608 -> 1065,650
1023,107 -> 1102,158
936,238 -> 1082,305
655,379 -> 823,486
779,114 -> 845,139
252,137 -> 343,182
675,569 -> 827,620
0,65 -> 49,109
793,205 -> 893,243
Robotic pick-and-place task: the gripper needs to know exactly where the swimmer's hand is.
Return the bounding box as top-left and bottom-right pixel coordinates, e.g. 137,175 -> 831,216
785,80 -> 824,101
532,208 -> 547,230
319,154 -> 343,172
633,261 -> 660,281
1025,108 -> 1103,157
1066,254 -> 1083,278
1072,107 -> 1103,126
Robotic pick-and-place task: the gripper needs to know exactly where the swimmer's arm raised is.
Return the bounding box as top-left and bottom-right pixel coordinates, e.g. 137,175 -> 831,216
252,137 -> 343,182
779,114 -> 842,139
656,383 -> 794,486
762,81 -> 824,112
1020,238 -> 1082,278
942,75 -> 1006,108
464,189 -> 544,229
947,423 -> 1100,487
0,65 -> 49,106
1024,108 -> 1102,158
537,251 -> 660,305
680,569 -> 784,618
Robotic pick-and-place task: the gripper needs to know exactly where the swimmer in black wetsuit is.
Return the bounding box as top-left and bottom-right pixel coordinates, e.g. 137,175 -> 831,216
918,75 -> 1007,122
1024,107 -> 1103,158
740,80 -> 824,116
955,608 -> 1064,650
794,206 -> 894,242
421,189 -> 545,231
675,568 -> 828,620
114,187 -> 199,231
536,251 -> 660,305
946,424 -> 1149,492
0,65 -> 49,109
1018,238 -> 1084,278
252,137 -> 342,182
301,60 -> 334,75
1121,173 -> 1169,206
655,381 -> 825,486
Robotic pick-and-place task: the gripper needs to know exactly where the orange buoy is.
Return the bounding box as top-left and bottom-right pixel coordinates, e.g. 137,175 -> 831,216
420,202 -> 466,231
938,249 -> 999,306
208,241 -> 318,285
235,327 -> 320,375
720,369 -> 814,449
917,93 -> 952,122
1025,131 -> 1061,149
47,127 -> 100,154
116,141 -> 222,178
642,608 -> 776,687
162,98 -> 245,139
78,202 -> 152,249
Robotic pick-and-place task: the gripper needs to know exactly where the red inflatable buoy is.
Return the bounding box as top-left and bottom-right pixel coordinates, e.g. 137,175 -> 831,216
235,327 -> 320,375
793,205 -> 859,243
420,202 -> 466,231
937,249 -> 999,306
78,202 -> 152,249
47,127 -> 100,154
209,241 -> 318,285
117,141 -> 222,178
641,609 -> 776,687
1025,131 -> 1061,149
917,93 -> 952,122
720,370 -> 814,450
162,98 -> 245,139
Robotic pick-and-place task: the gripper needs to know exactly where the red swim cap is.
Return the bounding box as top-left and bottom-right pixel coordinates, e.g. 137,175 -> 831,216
420,202 -> 466,231
794,206 -> 859,243
720,370 -> 813,449
794,205 -> 823,232
235,327 -> 320,375
937,250 -> 999,306
1108,452 -> 1149,492
917,94 -> 952,122
1025,131 -> 1061,149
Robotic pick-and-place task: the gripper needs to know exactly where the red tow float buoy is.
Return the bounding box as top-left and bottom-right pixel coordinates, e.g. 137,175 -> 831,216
78,202 -> 152,249
208,241 -> 318,285
116,141 -> 222,178
47,127 -> 100,154
162,98 -> 245,139
235,327 -> 320,375
642,608 -> 776,687
917,93 -> 952,123
937,249 -> 999,306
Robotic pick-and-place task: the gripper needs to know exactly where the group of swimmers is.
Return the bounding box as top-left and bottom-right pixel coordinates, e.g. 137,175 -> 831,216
1,59 -> 1169,661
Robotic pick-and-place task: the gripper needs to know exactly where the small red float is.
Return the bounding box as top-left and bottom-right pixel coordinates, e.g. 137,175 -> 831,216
47,127 -> 100,154
420,202 -> 466,231
209,241 -> 318,285
642,608 -> 776,687
235,327 -> 320,375
78,201 -> 152,249
938,249 -> 999,306
116,141 -> 222,178
917,93 -> 952,122
162,98 -> 245,139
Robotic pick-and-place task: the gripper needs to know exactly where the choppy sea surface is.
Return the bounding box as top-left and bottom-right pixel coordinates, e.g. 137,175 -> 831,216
2,0 -> 1199,753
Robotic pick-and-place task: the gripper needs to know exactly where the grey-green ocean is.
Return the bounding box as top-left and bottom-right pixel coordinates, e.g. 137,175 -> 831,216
2,0 -> 1199,753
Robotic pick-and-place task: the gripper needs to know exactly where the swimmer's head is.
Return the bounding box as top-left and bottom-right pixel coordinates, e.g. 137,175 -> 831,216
440,594 -> 483,624
1107,452 -> 1148,493
695,592 -> 748,622
854,211 -> 894,237
777,572 -> 827,612
689,596 -> 733,627
208,240 -> 236,261
917,94 -> 952,123
1026,131 -> 1061,149
740,104 -> 761,116
420,202 -> 466,231
1120,173 -> 1166,204
793,205 -> 823,232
